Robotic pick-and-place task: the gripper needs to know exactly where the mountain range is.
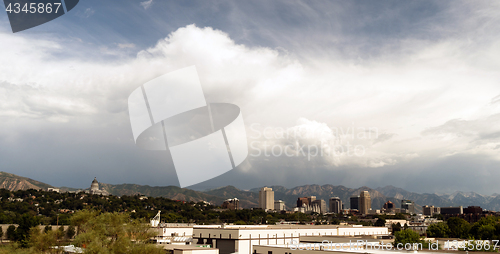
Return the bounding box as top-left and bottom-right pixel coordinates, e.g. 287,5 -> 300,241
1,171 -> 499,212
0,171 -> 53,191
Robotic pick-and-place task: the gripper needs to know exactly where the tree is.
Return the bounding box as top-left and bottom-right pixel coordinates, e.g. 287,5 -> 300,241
72,210 -> 164,254
66,225 -> 76,239
57,226 -> 65,238
447,217 -> 471,238
0,226 -> 3,243
427,222 -> 449,238
29,226 -> 65,254
44,225 -> 52,234
392,222 -> 402,234
495,222 -> 500,239
6,225 -> 16,241
394,229 -> 425,249
470,217 -> 498,240
330,218 -> 340,225
374,218 -> 386,227
476,224 -> 496,240
15,213 -> 40,246
71,209 -> 99,235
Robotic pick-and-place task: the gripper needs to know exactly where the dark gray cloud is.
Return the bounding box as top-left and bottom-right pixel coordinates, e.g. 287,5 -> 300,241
0,1 -> 500,194
0,120 -> 179,189
191,153 -> 500,195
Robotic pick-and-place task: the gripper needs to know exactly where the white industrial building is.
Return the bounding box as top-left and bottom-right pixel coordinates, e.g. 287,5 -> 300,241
193,225 -> 389,254
150,212 -> 389,254
158,225 -> 194,237
152,222 -> 195,245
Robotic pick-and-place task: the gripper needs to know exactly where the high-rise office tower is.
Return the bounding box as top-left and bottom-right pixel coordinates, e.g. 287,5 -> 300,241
311,199 -> 327,214
329,197 -> 342,213
274,200 -> 285,211
401,200 -> 415,214
259,187 -> 274,211
350,196 -> 359,210
383,201 -> 394,210
307,196 -> 316,204
297,197 -> 309,208
423,205 -> 440,216
359,191 -> 371,215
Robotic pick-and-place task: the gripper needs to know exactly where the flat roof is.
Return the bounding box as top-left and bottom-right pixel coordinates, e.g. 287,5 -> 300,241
300,236 -> 384,243
255,244 -> 456,254
193,225 -> 385,230
163,245 -> 216,251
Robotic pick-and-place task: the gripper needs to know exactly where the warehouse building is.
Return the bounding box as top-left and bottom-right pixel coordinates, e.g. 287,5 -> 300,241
193,225 -> 389,254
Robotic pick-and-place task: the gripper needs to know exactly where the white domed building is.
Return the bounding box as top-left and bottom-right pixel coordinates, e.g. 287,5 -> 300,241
88,177 -> 110,196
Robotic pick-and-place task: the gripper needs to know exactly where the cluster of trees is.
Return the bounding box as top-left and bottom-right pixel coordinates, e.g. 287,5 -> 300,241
372,214 -> 409,227
394,229 -> 430,249
1,215 -> 75,248
394,217 -> 500,253
0,188 -> 230,225
1,189 -> 386,226
0,210 -> 164,254
427,216 -> 500,240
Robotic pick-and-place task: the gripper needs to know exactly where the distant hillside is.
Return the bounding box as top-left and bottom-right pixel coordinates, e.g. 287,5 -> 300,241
375,186 -> 500,212
205,186 -> 259,208
0,171 -> 53,191
375,185 -> 455,211
98,183 -> 226,205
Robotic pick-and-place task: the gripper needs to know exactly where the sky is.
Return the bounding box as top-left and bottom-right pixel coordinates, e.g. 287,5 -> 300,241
1,1 -> 500,194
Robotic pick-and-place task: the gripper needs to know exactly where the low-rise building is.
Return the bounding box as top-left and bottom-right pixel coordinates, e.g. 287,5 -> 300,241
440,206 -> 463,215
153,224 -> 195,245
222,198 -> 240,210
193,224 -> 389,254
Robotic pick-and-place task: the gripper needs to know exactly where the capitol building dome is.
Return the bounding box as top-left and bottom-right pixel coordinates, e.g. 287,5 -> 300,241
91,177 -> 99,191
88,177 -> 109,196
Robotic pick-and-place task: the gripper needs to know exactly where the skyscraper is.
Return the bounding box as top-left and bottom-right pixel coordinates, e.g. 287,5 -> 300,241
311,199 -> 327,214
308,196 -> 316,204
359,191 -> 371,215
401,200 -> 415,214
423,205 -> 440,216
297,197 -> 309,208
383,201 -> 394,210
350,196 -> 359,210
329,197 -> 342,213
259,187 -> 274,211
274,200 -> 285,211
